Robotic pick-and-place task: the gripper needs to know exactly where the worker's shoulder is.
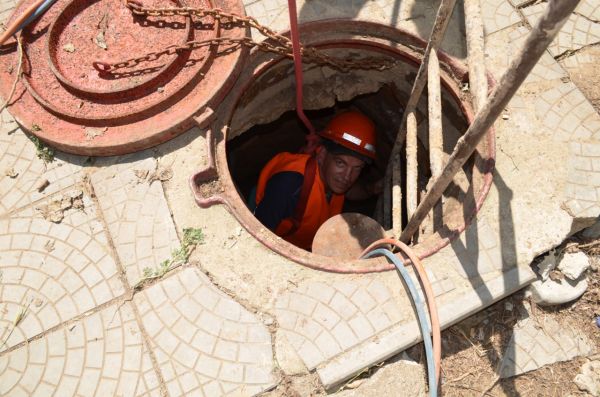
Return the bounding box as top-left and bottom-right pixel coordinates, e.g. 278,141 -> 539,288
267,171 -> 304,195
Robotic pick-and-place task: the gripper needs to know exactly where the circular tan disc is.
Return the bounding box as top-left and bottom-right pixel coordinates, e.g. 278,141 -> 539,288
312,213 -> 386,259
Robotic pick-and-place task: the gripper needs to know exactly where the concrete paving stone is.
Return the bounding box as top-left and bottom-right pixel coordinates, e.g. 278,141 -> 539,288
498,316 -> 595,378
90,157 -> 181,286
0,129 -> 85,217
317,265 -> 535,389
484,24 -> 568,85
134,267 -> 275,397
243,0 -> 467,58
480,0 -> 521,35
0,302 -> 161,397
274,278 -> 401,370
450,217 -> 505,280
0,0 -> 15,24
521,1 -> 600,58
0,194 -> 124,353
576,0 -> 600,20
527,81 -> 600,217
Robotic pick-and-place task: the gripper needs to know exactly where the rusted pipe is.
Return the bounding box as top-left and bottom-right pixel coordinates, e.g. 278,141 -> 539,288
383,0 -> 458,227
428,50 -> 443,180
400,0 -> 582,242
406,111 -> 418,227
464,0 -> 488,111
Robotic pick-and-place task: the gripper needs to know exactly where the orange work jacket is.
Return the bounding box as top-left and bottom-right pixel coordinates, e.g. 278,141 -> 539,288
255,152 -> 344,250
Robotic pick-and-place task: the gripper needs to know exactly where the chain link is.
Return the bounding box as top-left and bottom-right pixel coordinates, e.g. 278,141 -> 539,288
93,0 -> 395,72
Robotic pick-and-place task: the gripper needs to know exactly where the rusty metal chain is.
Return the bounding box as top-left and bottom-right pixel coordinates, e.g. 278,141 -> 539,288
93,0 -> 395,72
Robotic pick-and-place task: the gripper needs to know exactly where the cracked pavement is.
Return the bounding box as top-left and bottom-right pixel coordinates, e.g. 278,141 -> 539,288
0,0 -> 599,395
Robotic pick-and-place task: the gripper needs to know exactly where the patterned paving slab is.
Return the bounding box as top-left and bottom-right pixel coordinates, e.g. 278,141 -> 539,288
274,278 -> 403,371
564,141 -> 600,218
0,302 -> 162,396
134,267 -> 276,397
316,265 -> 535,389
498,316 -> 595,378
90,157 -> 180,287
275,215 -> 533,389
533,82 -> 600,143
242,0 -> 467,58
0,190 -> 125,353
449,218 -> 509,283
0,124 -> 84,217
521,0 -> 600,58
0,0 -> 16,24
484,24 -> 568,84
480,0 -> 521,35
485,22 -> 600,221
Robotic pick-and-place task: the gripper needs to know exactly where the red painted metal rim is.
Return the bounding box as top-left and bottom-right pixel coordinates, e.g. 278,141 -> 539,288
45,0 -> 197,97
0,0 -> 247,156
189,19 -> 496,273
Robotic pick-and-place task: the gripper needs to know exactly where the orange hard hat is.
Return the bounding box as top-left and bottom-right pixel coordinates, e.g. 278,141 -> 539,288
319,111 -> 377,160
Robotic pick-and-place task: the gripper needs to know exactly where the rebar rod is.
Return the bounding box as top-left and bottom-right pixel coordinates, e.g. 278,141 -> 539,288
428,50 -> 443,180
406,112 -> 418,224
399,0 -> 582,242
383,0 -> 458,228
464,0 -> 488,111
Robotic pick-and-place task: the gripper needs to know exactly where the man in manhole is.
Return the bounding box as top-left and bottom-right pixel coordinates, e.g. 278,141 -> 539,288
251,111 -> 381,251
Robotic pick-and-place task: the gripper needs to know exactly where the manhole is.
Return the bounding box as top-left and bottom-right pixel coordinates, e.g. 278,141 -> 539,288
190,20 -> 495,272
0,0 -> 246,155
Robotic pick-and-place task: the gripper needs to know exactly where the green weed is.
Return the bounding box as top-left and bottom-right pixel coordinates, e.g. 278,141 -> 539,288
27,131 -> 55,164
134,227 -> 204,289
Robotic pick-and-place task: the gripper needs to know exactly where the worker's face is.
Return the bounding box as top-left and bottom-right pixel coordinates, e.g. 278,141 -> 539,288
318,150 -> 365,194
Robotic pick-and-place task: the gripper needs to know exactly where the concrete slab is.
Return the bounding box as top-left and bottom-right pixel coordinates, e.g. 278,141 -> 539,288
0,302 -> 162,396
498,316 -> 595,378
133,267 -> 276,396
560,46 -> 600,112
0,0 -> 599,394
317,265 -> 534,389
242,0 -> 468,59
334,358 -> 426,396
521,1 -> 600,58
0,125 -> 84,217
480,0 -> 521,36
0,190 -> 125,353
274,279 -> 403,370
90,155 -> 181,287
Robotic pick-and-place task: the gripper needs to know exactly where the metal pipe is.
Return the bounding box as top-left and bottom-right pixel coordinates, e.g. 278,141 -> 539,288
406,112 -> 418,225
383,164 -> 392,229
464,0 -> 488,111
383,0 -> 458,227
428,50 -> 443,180
400,0 -> 582,242
392,151 -> 403,238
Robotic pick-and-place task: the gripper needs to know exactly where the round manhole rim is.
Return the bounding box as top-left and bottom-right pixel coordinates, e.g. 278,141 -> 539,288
190,19 -> 496,273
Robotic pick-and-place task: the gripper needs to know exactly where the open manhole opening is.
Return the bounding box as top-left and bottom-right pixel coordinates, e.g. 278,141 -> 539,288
198,21 -> 495,271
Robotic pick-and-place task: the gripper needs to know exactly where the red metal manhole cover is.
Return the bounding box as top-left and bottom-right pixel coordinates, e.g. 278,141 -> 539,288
0,0 -> 246,155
